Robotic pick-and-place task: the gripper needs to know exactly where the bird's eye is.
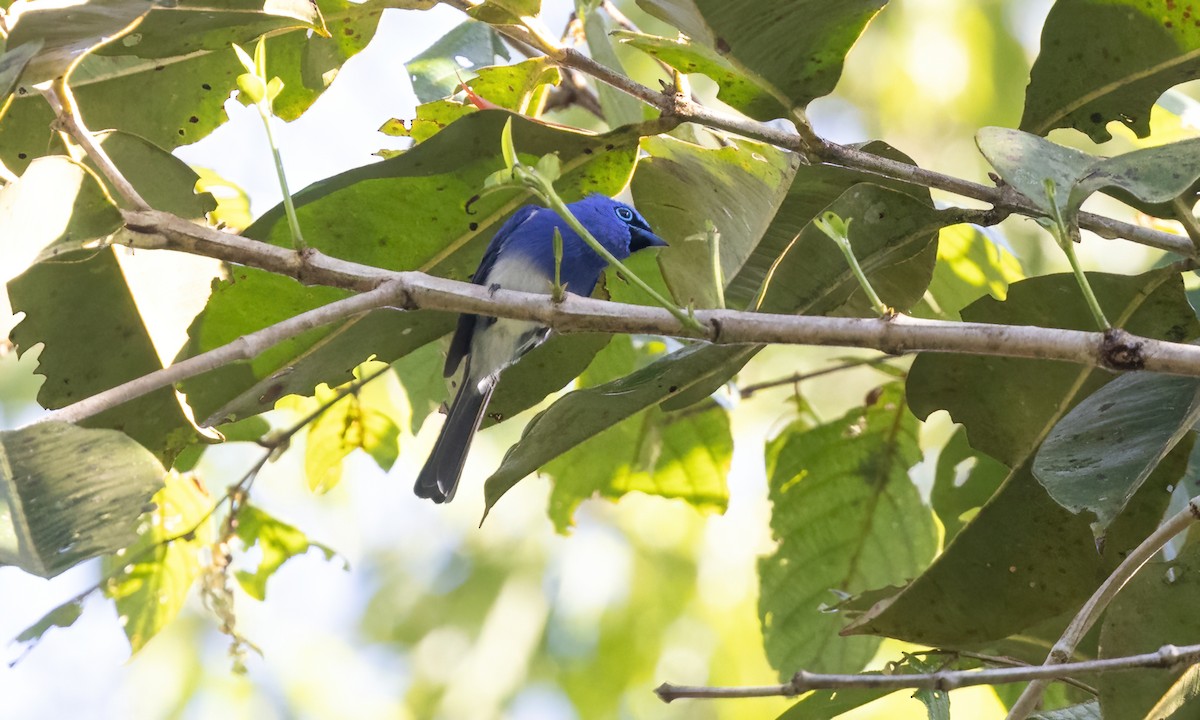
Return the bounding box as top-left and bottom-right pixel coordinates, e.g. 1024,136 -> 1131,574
615,206 -> 634,222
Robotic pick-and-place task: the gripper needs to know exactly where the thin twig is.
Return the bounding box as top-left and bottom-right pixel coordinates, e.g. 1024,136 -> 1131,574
655,643 -> 1200,702
1172,196 -> 1200,252
738,356 -> 900,398
1005,496 -> 1200,720
914,649 -> 1098,696
42,78 -> 150,211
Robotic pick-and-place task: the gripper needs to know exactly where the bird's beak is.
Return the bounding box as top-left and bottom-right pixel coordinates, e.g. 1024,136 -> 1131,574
630,226 -> 668,252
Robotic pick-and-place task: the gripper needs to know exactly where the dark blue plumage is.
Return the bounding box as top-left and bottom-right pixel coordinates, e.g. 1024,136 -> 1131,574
415,194 -> 666,503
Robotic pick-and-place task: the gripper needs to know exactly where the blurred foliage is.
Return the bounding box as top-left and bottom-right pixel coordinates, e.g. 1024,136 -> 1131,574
5,0 -> 1200,718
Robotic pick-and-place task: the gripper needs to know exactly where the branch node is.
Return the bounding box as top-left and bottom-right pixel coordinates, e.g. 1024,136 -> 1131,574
653,683 -> 677,703
1099,327 -> 1146,371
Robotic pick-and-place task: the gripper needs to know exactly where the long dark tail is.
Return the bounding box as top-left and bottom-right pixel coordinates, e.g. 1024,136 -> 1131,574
414,374 -> 496,503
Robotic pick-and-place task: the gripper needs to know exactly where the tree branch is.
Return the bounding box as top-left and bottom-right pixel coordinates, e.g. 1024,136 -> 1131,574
654,643 -> 1200,702
1005,496 -> 1200,720
30,209 -> 1200,426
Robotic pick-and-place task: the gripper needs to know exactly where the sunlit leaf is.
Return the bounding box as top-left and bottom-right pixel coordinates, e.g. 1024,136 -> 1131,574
1034,372 -> 1200,538
5,0 -> 152,85
581,8 -> 643,128
924,225 -> 1023,321
759,384 -> 938,676
234,504 -> 338,601
103,472 -> 212,652
931,425 -> 1007,544
0,422 -> 164,578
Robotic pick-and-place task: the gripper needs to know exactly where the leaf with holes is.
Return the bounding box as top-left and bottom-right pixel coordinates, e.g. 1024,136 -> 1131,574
103,472 -> 212,652
234,505 -> 338,601
759,384 -> 937,676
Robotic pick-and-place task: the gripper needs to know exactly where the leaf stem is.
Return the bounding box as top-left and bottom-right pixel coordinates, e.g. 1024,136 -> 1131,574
814,213 -> 889,316
255,107 -> 307,253
1043,180 -> 1109,330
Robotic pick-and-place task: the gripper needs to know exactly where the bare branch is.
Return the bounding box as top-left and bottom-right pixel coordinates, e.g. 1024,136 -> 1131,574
1005,497 -> 1200,720
655,643 -> 1200,702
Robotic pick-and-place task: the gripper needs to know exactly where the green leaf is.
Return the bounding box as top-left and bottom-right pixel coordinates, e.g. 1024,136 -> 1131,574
97,0 -> 326,59
465,0 -> 540,24
581,9 -> 644,128
543,373 -> 732,532
484,342 -> 750,515
632,134 -> 800,309
975,126 -> 1094,217
180,111 -> 643,425
392,342 -> 449,435
278,360 -> 403,494
0,39 -> 41,100
756,184 -> 945,316
1021,0 -> 1200,141
906,655 -> 951,720
616,30 -> 787,120
103,471 -> 212,652
0,156 -> 121,262
0,422 -> 164,578
635,0 -> 887,112
5,0 -> 152,85
777,687 -> 893,720
10,597 -> 85,654
483,333 -> 613,428
90,130 -> 217,217
759,384 -> 938,676
233,505 -> 338,601
923,225 -> 1023,321
1034,372 -> 1200,537
1030,701 -> 1101,720
10,246 -> 197,464
1097,542 -> 1200,719
725,141 -> 930,308
846,270 -> 1200,646
1140,665 -> 1200,720
405,20 -> 509,104
978,128 -> 1200,220
931,426 -> 1007,544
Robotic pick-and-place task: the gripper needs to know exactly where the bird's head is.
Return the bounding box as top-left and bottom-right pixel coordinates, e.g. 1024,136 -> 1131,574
572,195 -> 667,258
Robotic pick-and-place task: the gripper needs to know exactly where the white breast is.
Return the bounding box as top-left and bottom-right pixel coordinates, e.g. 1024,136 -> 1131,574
468,254 -> 551,382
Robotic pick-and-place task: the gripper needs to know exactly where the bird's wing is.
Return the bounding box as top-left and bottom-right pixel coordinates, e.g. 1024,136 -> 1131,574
444,205 -> 541,377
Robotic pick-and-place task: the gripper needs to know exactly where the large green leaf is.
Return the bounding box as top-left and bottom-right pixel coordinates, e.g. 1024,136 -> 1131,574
760,384 -> 937,676
1021,0 -> 1200,141
580,7 -> 644,129
634,0 -> 887,113
1034,372 -> 1200,538
7,150 -> 202,463
725,141 -> 929,308
931,425 -> 1007,545
845,270 -> 1200,645
1097,542 -> 1200,719
102,471 -> 212,652
923,225 -> 1023,321
484,341 -> 748,515
179,111 -> 644,425
632,134 -> 799,308
0,422 -> 164,578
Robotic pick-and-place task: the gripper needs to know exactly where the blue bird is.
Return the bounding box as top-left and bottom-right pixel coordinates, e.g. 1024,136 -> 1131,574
415,194 -> 667,503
